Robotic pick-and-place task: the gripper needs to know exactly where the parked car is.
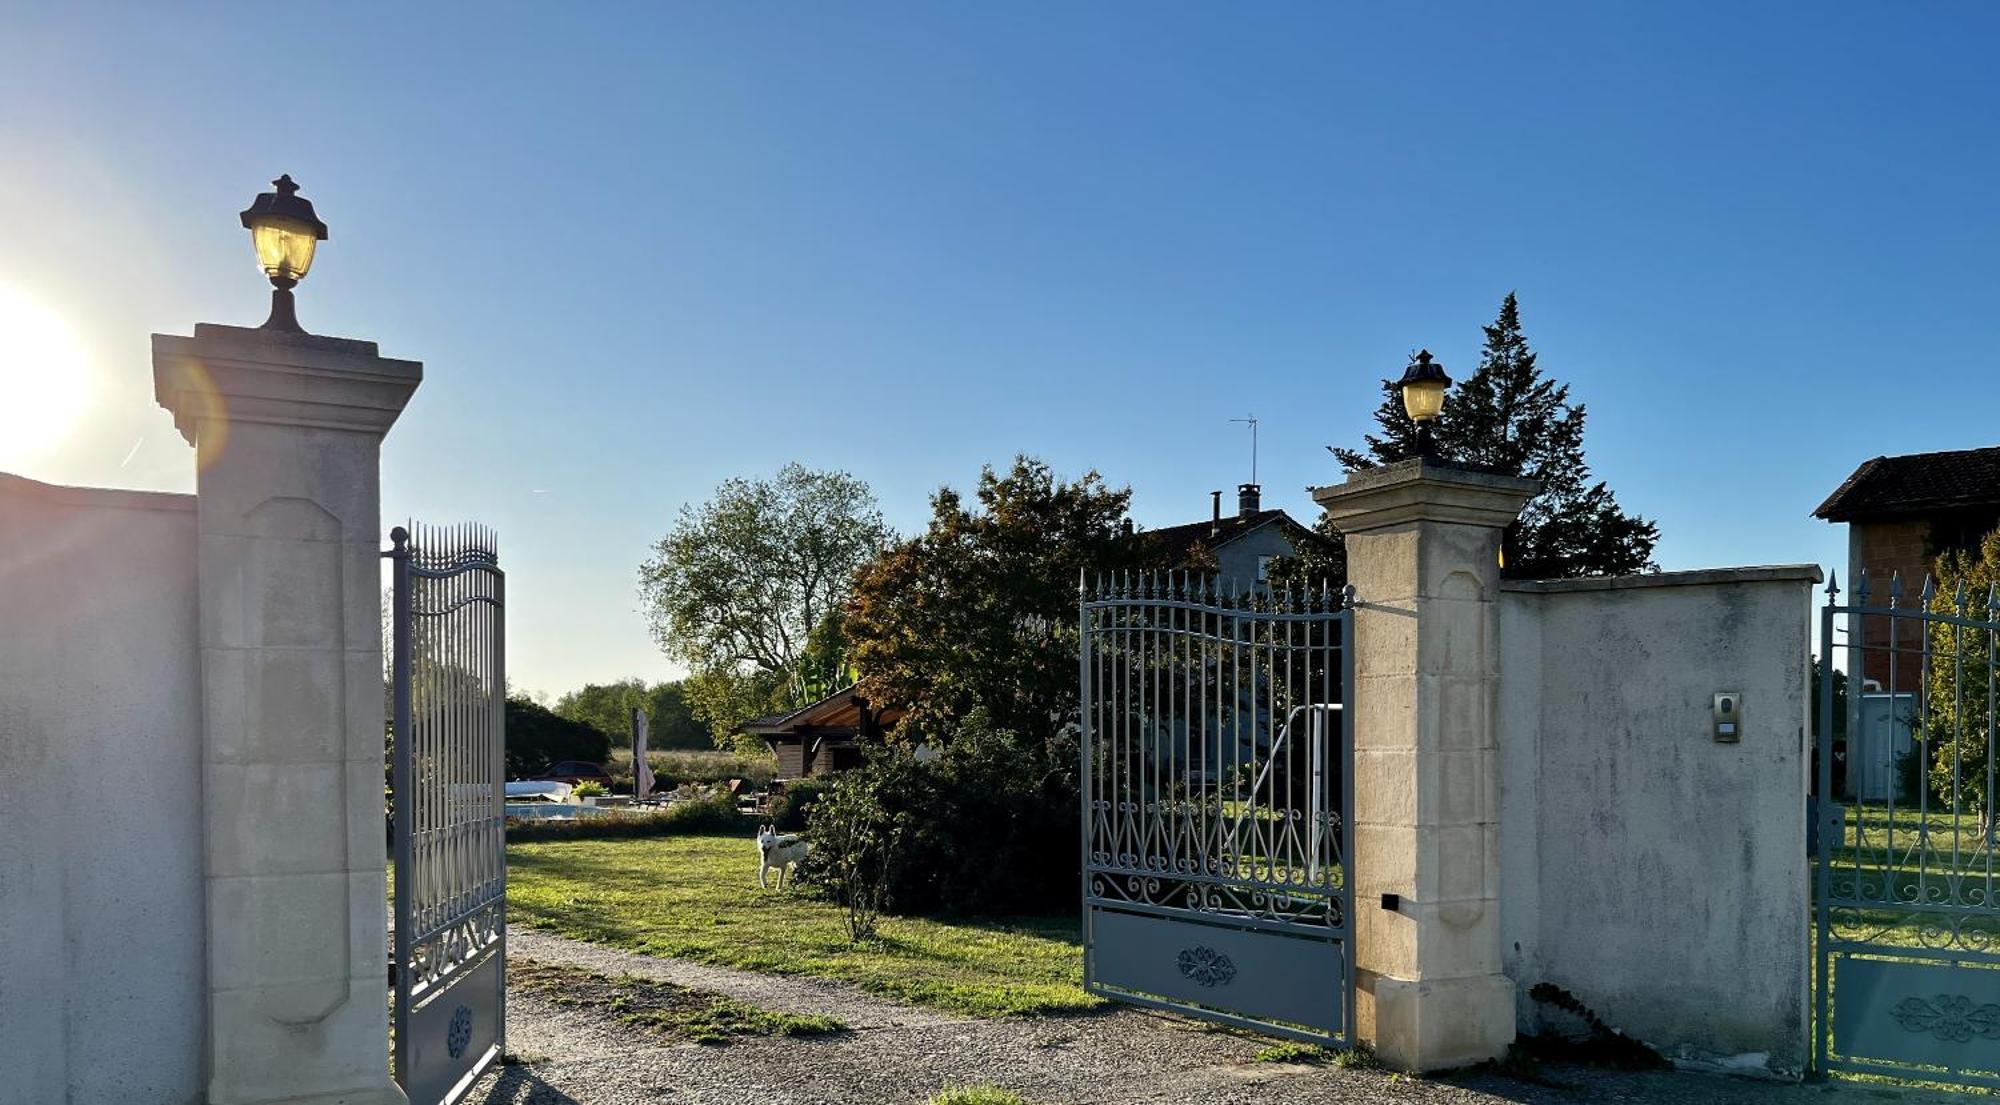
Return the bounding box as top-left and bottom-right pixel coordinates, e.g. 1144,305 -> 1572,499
536,760 -> 613,788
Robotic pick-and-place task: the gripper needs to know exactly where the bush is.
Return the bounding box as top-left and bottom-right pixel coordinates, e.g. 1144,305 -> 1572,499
603,748 -> 776,793
805,768 -> 903,941
506,791 -> 745,843
799,712 -> 1080,917
770,778 -> 833,832
570,781 -> 608,800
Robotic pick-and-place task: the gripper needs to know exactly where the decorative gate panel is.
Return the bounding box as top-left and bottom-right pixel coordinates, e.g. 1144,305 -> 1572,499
1817,570 -> 2000,1091
1080,573 -> 1353,1045
390,523 -> 506,1105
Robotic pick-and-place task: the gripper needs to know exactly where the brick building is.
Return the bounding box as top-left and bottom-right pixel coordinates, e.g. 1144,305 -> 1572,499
1814,444 -> 2000,691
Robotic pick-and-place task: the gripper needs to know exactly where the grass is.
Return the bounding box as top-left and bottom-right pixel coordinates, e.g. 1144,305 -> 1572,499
1250,1041 -> 1379,1069
1816,803 -> 2000,1094
1821,803 -> 2000,947
1251,1041 -> 1333,1064
510,957 -> 845,1045
506,833 -> 1102,1018
926,1087 -> 1030,1105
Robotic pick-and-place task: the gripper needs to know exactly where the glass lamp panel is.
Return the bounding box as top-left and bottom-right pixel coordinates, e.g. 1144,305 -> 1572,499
250,217 -> 319,281
1401,379 -> 1447,422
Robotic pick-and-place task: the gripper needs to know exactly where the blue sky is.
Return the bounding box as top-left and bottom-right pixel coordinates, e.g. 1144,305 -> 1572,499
3,4 -> 1996,697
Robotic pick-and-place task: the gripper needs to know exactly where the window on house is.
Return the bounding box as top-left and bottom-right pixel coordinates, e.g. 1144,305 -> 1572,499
1257,554 -> 1275,583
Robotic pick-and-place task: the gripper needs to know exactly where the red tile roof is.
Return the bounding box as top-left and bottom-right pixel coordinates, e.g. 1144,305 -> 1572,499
1814,445 -> 2000,522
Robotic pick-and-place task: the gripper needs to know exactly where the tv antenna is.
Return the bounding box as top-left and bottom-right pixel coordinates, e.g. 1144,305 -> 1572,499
1229,413 -> 1259,485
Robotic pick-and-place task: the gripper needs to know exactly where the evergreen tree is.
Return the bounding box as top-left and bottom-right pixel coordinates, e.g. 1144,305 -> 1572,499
1331,293 -> 1659,579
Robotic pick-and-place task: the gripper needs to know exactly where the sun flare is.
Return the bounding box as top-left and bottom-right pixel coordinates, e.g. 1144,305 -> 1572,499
0,285 -> 95,469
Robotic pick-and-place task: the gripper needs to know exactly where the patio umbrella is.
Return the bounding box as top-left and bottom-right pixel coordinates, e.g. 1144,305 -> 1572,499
632,707 -> 654,801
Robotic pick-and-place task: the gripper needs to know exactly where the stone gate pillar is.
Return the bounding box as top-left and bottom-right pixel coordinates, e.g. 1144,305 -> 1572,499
155,323 -> 420,1105
1313,458 -> 1537,1072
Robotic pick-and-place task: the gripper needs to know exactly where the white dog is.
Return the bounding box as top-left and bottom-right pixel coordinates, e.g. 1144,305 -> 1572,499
756,825 -> 808,890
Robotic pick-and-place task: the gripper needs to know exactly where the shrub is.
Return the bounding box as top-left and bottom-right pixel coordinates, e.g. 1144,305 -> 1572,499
799,711 -> 1080,917
603,748 -> 777,793
770,777 -> 832,832
802,765 -> 908,941
505,792 -> 744,843
571,781 -> 609,800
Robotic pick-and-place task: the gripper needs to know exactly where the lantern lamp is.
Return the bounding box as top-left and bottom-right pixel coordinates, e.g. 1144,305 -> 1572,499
239,174 -> 327,333
1397,349 -> 1452,457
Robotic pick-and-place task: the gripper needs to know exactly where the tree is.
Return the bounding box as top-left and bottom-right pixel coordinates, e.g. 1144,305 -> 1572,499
504,696 -> 612,777
1264,512 -> 1349,593
553,679 -> 710,750
1923,528 -> 2000,828
1331,293 -> 1660,580
639,463 -> 889,742
845,455 -> 1134,742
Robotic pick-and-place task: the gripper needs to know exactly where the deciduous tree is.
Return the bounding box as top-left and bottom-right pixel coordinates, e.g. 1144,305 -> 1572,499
1923,529 -> 2000,826
504,696 -> 611,777
845,455 -> 1134,742
639,463 -> 889,743
553,678 -> 710,749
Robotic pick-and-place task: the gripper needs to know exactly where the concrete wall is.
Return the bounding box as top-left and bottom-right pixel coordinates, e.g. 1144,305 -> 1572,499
1497,566 -> 1817,1076
0,473 -> 205,1104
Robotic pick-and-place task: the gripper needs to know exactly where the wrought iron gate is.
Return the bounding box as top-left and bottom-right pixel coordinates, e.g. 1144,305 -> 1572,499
390,523 -> 506,1105
1080,573 -> 1354,1044
1816,570 -> 2000,1090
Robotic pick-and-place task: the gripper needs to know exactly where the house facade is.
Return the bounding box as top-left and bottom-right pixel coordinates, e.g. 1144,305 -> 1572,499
1815,444 -> 2000,687
1814,443 -> 2000,800
740,687 -> 900,781
1128,482 -> 1332,591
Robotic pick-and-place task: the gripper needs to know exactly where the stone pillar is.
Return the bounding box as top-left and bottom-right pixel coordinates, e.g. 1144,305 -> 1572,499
155,323 -> 420,1105
1313,458 -> 1537,1072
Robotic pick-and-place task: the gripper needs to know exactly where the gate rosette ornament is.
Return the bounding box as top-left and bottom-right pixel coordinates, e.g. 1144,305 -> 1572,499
1892,994 -> 2000,1042
1177,946 -> 1238,987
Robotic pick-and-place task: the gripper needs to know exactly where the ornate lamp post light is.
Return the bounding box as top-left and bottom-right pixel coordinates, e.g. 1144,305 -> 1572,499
239,174 -> 327,333
1398,348 -> 1451,459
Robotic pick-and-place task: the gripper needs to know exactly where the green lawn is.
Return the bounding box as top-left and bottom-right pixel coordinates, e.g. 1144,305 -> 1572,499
506,833 -> 1102,1018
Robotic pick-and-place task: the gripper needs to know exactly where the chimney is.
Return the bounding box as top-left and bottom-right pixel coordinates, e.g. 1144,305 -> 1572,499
1119,517 -> 1134,537
1210,490 -> 1222,535
1238,483 -> 1261,519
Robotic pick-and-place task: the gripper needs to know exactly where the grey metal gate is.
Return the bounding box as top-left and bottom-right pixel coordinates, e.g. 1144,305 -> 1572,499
390,523 -> 507,1105
1816,570 -> 2000,1090
1080,573 -> 1354,1045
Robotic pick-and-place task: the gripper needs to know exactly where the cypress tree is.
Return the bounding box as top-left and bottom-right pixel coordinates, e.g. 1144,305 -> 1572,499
1331,293 -> 1659,579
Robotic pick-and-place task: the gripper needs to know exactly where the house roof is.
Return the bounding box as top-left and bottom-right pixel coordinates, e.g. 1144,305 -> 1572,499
738,684 -> 901,738
1129,509 -> 1330,568
1814,445 -> 2000,522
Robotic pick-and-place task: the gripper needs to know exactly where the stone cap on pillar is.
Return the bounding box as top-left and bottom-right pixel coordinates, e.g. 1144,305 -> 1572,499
1312,458 -> 1539,534
152,323 -> 422,447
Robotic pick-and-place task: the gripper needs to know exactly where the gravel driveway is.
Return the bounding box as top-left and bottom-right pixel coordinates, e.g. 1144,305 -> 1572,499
470,928 -> 1945,1105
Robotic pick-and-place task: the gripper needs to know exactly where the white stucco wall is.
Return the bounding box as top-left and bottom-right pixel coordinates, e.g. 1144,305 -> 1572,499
1498,566 -> 1817,1076
0,473 -> 205,1104
1213,520 -> 1299,591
